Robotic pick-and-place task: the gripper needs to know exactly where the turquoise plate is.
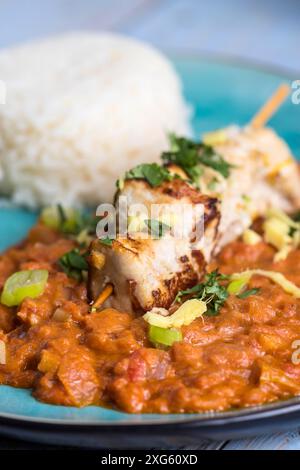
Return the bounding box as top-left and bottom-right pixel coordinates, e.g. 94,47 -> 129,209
0,57 -> 300,447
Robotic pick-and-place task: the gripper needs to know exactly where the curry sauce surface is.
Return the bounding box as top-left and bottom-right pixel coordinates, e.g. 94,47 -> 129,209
1,223 -> 300,413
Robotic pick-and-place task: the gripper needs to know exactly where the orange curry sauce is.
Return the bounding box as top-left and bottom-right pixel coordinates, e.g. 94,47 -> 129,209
1,222 -> 300,413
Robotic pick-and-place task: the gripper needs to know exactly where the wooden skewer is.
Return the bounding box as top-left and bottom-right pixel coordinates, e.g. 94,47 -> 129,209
92,284 -> 113,309
250,83 -> 290,129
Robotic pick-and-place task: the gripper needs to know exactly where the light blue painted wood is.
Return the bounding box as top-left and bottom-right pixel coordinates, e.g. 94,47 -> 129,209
121,0 -> 300,74
0,0 -> 151,47
0,0 -> 299,73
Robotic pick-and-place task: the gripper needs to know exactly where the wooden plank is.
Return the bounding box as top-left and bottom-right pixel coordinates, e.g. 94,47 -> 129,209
0,0 -> 158,47
121,0 -> 300,74
224,430 -> 300,450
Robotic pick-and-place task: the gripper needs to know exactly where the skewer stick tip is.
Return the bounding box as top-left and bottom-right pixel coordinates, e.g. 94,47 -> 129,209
250,83 -> 290,129
92,284 -> 113,309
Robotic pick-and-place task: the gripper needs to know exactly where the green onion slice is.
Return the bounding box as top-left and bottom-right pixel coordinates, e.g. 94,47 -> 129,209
148,324 -> 182,347
1,270 -> 49,307
227,273 -> 251,295
41,206 -> 79,233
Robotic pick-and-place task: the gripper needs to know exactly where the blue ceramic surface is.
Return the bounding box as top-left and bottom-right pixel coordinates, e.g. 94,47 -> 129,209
0,57 -> 299,426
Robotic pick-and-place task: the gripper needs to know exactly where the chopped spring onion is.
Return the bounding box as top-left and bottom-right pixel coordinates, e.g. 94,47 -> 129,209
148,325 -> 182,347
143,299 -> 207,328
227,273 -> 252,295
40,205 -> 61,229
41,205 -> 79,232
230,269 -> 300,298
1,269 -> 48,307
41,205 -> 98,241
237,288 -> 260,299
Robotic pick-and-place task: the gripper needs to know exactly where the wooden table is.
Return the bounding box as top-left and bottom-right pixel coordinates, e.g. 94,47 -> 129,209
0,0 -> 299,450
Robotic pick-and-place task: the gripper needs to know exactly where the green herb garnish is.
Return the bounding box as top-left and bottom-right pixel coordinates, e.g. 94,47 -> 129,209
125,163 -> 174,187
162,134 -> 233,184
144,219 -> 171,238
58,249 -> 88,281
99,237 -> 114,246
116,178 -> 125,191
57,204 -> 67,225
175,270 -> 229,316
237,288 -> 261,299
175,270 -> 261,316
198,144 -> 232,178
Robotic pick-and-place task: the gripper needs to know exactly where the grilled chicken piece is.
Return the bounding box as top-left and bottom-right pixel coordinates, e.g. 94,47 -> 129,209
89,126 -> 300,313
116,176 -> 220,261
201,126 -> 300,250
89,234 -> 198,313
89,177 -> 220,313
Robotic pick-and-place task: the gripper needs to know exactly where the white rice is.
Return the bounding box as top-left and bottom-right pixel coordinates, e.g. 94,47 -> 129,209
0,32 -> 191,208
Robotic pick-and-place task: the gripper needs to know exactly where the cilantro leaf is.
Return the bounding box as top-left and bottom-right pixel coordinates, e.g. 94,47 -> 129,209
162,134 -> 233,183
99,237 -> 114,246
198,144 -> 232,178
125,163 -> 173,187
58,249 -> 88,281
175,270 -> 229,316
175,284 -> 203,303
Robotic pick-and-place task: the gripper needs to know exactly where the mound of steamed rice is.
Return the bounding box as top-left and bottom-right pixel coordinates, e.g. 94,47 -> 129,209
0,33 -> 191,208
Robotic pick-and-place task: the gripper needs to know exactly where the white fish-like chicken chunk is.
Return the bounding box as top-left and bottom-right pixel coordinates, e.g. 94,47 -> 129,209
89,177 -> 220,312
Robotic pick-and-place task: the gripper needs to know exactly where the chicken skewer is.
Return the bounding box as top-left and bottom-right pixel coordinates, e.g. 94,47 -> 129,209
89,175 -> 220,312
88,85 -> 300,313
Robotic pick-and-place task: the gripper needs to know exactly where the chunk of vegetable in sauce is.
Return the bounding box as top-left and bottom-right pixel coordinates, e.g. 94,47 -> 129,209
41,205 -> 79,233
230,269 -> 300,298
144,299 -> 207,328
227,273 -> 251,295
242,229 -> 262,245
1,269 -> 48,307
148,325 -> 182,347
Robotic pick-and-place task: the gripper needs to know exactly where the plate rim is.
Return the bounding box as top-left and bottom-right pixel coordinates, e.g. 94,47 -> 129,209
166,48 -> 297,80
1,395 -> 300,427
